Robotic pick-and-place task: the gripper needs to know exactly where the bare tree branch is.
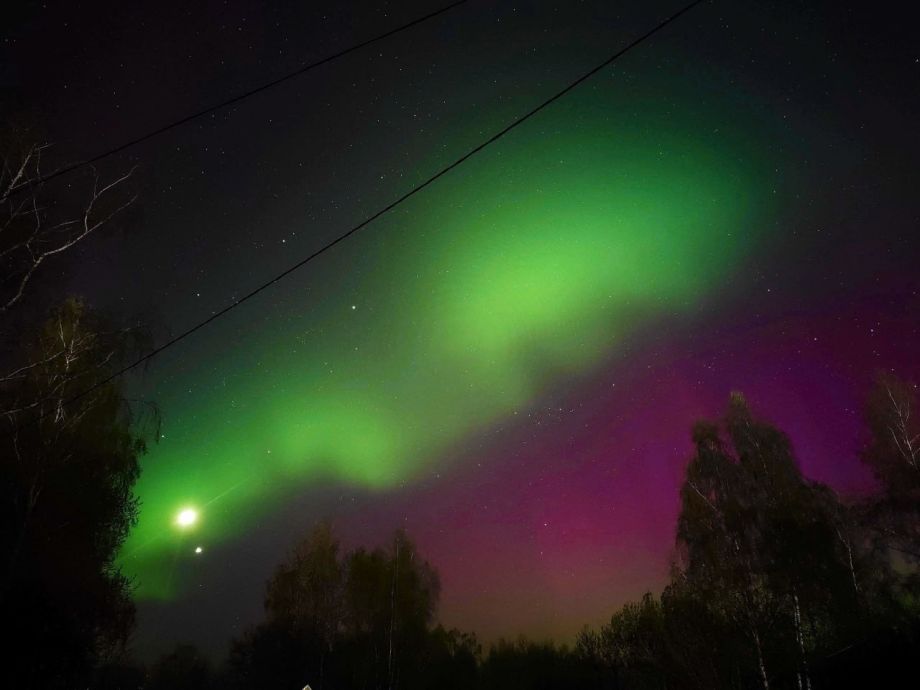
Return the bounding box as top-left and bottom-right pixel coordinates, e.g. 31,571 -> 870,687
0,138 -> 136,314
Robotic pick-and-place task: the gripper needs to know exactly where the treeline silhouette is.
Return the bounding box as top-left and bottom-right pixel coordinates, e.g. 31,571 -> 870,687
93,376 -> 920,690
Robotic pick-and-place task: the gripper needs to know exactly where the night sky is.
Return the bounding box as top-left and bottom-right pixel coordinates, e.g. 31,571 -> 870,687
2,0 -> 918,661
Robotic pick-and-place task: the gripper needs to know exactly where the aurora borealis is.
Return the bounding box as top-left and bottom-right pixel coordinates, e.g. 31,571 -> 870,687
120,94 -> 770,599
5,0 -> 919,661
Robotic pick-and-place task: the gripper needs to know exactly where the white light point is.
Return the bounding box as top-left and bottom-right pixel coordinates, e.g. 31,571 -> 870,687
176,507 -> 198,528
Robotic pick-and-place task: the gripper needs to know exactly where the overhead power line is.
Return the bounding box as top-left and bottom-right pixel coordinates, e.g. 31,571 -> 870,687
8,0 -> 468,197
8,0 -> 707,435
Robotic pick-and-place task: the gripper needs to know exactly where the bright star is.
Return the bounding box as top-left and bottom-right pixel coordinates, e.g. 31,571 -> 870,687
195,546 -> 203,554
176,507 -> 198,528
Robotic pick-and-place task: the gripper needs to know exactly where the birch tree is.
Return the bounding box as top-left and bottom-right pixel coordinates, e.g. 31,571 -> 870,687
862,373 -> 920,565
0,133 -> 149,688
1,133 -> 135,317
675,395 -> 872,689
1,299 -> 154,688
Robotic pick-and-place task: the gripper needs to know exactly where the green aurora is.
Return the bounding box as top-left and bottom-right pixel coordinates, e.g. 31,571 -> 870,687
121,87 -> 773,599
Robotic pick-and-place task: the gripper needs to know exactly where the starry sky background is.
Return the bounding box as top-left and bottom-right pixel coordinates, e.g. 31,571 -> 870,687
2,0 -> 919,661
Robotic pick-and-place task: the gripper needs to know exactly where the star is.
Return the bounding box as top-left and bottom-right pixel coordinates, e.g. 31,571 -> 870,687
176,507 -> 198,528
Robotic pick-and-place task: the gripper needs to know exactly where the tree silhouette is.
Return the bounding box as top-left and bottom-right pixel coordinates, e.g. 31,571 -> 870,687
0,299 -> 153,689
583,393 -> 911,690
480,637 -> 598,690
674,394 -> 885,687
230,525 -> 444,690
147,644 -> 214,690
862,373 -> 920,567
341,531 -> 440,690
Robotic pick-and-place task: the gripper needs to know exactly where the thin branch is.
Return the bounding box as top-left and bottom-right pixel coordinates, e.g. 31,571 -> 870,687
0,160 -> 136,312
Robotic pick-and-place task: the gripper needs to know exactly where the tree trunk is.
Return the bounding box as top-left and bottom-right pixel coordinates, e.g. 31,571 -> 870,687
792,592 -> 811,690
752,627 -> 770,690
387,539 -> 399,690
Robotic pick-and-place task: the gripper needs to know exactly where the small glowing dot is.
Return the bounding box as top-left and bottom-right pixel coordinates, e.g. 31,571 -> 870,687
351,305 -> 356,310
195,546 -> 203,554
176,508 -> 198,527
